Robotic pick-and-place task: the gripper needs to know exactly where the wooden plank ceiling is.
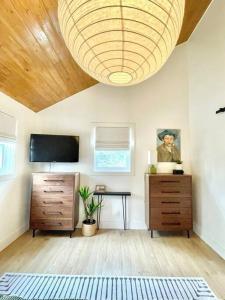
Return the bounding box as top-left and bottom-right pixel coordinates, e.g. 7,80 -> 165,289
0,0 -> 212,112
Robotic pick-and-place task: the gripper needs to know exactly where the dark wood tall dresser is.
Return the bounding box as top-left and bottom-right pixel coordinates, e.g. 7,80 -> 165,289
145,174 -> 192,238
30,172 -> 80,237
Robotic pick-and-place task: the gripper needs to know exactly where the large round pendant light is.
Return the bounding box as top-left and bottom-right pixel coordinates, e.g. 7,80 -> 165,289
58,0 -> 185,86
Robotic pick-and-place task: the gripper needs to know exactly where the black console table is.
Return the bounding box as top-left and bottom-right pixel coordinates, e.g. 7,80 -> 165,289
93,191 -> 131,230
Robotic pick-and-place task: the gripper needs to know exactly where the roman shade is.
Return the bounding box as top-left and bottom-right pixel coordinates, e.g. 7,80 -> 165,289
0,111 -> 17,140
95,126 -> 130,150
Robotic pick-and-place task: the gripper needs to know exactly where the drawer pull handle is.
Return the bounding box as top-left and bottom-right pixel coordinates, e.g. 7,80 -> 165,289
43,211 -> 63,215
161,212 -> 180,215
41,222 -> 62,226
44,179 -> 64,182
160,181 -> 180,183
162,222 -> 181,226
44,190 -> 64,193
43,201 -> 63,204
162,191 -> 180,194
162,201 -> 180,204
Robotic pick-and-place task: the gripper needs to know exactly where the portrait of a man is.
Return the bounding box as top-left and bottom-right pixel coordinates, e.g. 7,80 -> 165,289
157,129 -> 181,162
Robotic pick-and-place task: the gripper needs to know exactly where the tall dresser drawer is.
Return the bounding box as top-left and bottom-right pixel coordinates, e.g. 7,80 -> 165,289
151,197 -> 192,208
30,219 -> 73,230
33,174 -> 74,186
151,219 -> 192,231
150,176 -> 191,186
150,186 -> 191,197
151,207 -> 192,218
31,207 -> 73,219
32,197 -> 73,207
32,185 -> 73,197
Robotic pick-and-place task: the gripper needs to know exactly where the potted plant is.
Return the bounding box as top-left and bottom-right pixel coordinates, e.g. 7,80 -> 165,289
79,186 -> 102,237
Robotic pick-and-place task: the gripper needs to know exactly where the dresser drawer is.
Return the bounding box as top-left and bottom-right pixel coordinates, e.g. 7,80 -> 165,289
151,219 -> 192,231
31,207 -> 73,219
30,219 -> 73,230
32,185 -> 73,197
151,207 -> 191,218
32,196 -> 73,207
150,176 -> 191,187
151,197 -> 192,208
150,185 -> 191,197
33,174 -> 74,186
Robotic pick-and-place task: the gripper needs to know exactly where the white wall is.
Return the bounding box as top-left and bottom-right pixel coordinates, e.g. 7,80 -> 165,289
35,44 -> 191,230
187,1 -> 225,259
0,93 -> 37,251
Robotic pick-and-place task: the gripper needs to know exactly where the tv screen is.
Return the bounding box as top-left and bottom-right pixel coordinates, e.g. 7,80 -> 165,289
29,134 -> 79,162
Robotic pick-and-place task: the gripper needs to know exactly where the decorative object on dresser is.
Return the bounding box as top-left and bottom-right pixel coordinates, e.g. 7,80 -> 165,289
147,150 -> 157,174
145,174 -> 192,238
95,185 -> 106,193
30,172 -> 80,238
173,160 -> 184,175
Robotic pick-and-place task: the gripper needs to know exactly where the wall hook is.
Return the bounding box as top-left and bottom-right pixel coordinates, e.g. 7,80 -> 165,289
216,107 -> 225,114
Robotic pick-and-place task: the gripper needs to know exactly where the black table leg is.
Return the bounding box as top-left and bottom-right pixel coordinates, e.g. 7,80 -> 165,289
122,195 -> 127,230
125,196 -> 127,230
98,195 -> 102,230
97,195 -> 100,230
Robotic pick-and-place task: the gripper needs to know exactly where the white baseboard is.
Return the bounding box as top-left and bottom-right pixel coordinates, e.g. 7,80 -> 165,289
77,220 -> 146,230
194,223 -> 225,260
0,223 -> 29,252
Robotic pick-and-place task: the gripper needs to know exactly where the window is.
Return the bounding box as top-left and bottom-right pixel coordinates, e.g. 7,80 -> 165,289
0,111 -> 17,179
92,123 -> 135,174
0,139 -> 16,177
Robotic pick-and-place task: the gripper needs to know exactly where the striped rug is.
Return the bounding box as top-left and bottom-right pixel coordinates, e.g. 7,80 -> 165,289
0,273 -> 216,300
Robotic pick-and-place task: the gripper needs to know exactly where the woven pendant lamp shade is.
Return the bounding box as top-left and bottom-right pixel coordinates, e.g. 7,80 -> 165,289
58,0 -> 185,86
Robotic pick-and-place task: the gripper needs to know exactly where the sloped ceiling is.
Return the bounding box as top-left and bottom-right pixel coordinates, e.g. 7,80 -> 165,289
0,0 -> 212,112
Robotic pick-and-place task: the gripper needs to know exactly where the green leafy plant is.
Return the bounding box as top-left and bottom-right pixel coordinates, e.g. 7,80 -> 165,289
79,186 -> 102,224
176,160 -> 183,164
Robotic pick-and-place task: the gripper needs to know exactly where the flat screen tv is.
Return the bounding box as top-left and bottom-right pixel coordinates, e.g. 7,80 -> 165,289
29,134 -> 79,162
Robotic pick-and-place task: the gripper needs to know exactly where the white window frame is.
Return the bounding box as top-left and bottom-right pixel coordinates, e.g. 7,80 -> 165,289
0,111 -> 17,181
91,122 -> 135,176
0,137 -> 16,181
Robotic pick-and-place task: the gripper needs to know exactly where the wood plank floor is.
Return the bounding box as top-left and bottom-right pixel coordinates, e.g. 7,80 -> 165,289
0,230 -> 224,299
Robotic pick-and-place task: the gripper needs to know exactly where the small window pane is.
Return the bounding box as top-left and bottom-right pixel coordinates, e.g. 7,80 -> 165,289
0,141 -> 16,177
94,150 -> 131,173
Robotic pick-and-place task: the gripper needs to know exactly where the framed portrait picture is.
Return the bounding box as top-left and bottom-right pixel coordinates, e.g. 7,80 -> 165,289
95,185 -> 106,193
157,129 -> 181,163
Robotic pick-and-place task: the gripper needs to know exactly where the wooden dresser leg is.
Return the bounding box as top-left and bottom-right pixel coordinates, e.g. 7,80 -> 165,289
151,230 -> 153,238
70,231 -> 73,238
187,230 -> 190,238
32,229 -> 36,238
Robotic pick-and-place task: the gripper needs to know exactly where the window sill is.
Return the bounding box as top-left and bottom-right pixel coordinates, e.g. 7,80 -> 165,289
0,175 -> 16,181
90,171 -> 134,176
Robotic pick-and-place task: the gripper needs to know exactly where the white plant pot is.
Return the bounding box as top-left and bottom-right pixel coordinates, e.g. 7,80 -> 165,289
175,164 -> 183,170
82,221 -> 97,237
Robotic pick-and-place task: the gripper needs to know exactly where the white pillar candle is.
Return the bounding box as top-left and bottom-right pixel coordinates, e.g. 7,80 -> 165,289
148,151 -> 151,165
148,150 -> 157,165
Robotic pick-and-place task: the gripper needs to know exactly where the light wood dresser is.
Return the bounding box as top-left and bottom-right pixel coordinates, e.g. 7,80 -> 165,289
30,172 -> 80,237
145,174 -> 192,238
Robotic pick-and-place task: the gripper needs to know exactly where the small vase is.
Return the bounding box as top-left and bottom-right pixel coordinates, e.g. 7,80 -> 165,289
82,220 -> 97,237
149,164 -> 157,174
